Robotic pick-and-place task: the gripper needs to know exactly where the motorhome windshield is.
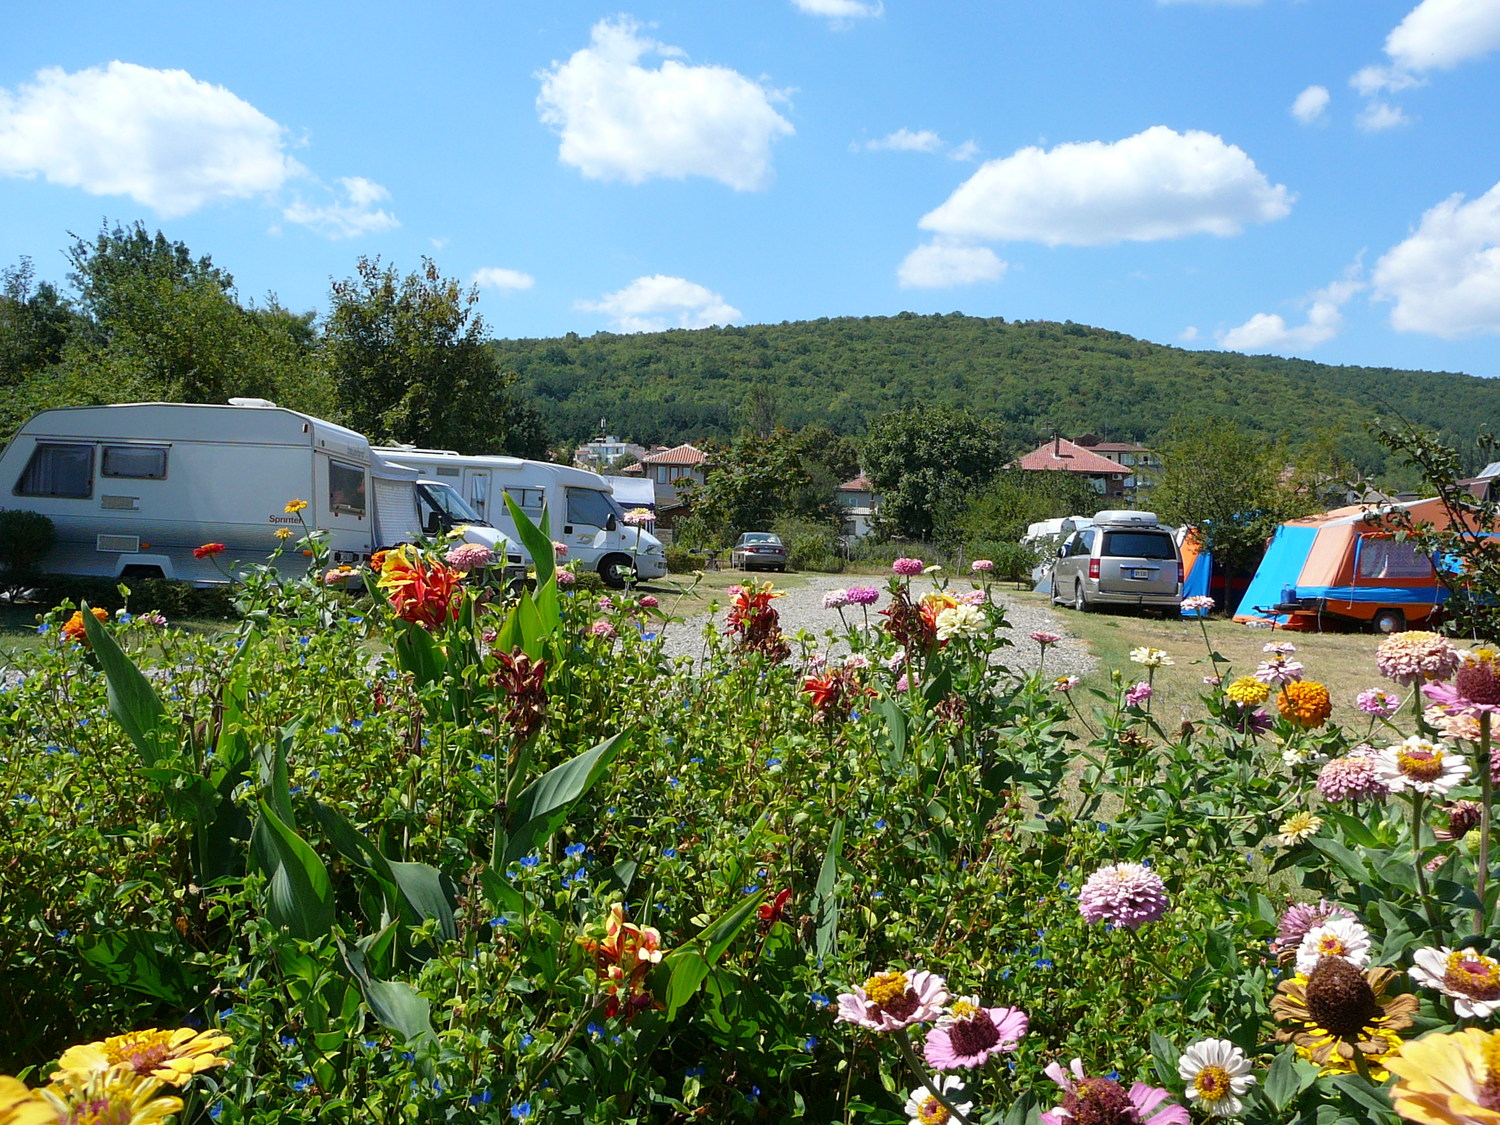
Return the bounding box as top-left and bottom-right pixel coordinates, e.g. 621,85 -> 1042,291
565,487 -> 625,527
418,482 -> 492,527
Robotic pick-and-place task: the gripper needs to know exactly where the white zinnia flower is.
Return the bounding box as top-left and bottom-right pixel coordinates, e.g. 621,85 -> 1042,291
1129,646 -> 1173,668
1409,946 -> 1500,1018
1178,1038 -> 1256,1117
903,1074 -> 972,1125
1375,736 -> 1471,797
1295,917 -> 1373,976
934,604 -> 986,642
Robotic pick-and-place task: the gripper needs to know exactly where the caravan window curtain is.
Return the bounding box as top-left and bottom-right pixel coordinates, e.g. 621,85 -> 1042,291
16,443 -> 94,498
1356,537 -> 1433,580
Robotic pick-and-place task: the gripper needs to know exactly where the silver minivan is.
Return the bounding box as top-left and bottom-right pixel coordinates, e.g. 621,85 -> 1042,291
1051,511 -> 1182,613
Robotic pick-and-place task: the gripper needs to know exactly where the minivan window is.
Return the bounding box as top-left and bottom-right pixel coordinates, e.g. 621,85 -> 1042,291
16,443 -> 93,498
1103,532 -> 1175,559
102,444 -> 168,480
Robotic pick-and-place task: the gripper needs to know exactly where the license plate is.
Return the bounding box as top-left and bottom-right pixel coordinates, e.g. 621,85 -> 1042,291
1131,568 -> 1150,579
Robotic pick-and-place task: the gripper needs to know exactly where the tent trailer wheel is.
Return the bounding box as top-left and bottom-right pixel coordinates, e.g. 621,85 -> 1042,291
1373,608 -> 1406,635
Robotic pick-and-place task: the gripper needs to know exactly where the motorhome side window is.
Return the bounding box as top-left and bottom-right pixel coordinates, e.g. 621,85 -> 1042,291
16,443 -> 93,498
504,487 -> 545,514
565,488 -> 615,527
101,445 -> 168,480
328,460 -> 367,517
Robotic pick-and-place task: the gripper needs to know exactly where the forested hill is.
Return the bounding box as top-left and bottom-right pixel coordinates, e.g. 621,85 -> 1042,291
494,313 -> 1500,474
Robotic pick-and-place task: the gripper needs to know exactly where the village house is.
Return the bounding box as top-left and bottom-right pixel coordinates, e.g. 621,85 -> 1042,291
1010,437 -> 1130,499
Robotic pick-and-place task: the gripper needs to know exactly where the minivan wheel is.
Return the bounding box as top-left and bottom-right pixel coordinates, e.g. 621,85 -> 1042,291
1373,608 -> 1406,635
598,553 -> 636,590
1073,582 -> 1091,612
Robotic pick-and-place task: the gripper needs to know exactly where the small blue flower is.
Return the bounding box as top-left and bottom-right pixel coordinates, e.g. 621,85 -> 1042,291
293,1075 -> 314,1092
520,856 -> 540,869
662,847 -> 677,858
684,1066 -> 706,1078
809,992 -> 829,1006
667,776 -> 680,788
324,725 -> 340,735
765,757 -> 781,767
279,1035 -> 297,1047
1034,957 -> 1054,969
488,916 -> 508,928
469,1091 -> 494,1106
209,1104 -> 223,1120
565,842 -> 586,858
587,1022 -> 603,1038
510,1102 -> 532,1119
803,1035 -> 819,1052
349,720 -> 363,731
741,884 -> 760,895
874,818 -> 887,829
520,1033 -> 534,1048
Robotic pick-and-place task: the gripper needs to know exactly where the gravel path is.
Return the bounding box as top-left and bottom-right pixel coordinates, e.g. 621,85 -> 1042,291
655,572 -> 1097,681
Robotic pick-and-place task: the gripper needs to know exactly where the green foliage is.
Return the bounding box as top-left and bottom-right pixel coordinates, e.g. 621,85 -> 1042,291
771,516 -> 845,572
24,575 -> 239,619
862,403 -> 1012,540
323,256 -> 547,458
0,257 -> 75,387
958,468 -> 1107,543
962,539 -> 1038,583
692,430 -> 833,540
0,510 -> 55,576
664,545 -> 699,574
1149,416 -> 1318,574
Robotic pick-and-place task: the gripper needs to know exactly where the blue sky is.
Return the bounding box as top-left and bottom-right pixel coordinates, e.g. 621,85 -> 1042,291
4,0 -> 1499,379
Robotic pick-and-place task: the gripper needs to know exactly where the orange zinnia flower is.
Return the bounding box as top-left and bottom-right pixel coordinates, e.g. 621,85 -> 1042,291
61,607 -> 110,645
1279,681 -> 1332,728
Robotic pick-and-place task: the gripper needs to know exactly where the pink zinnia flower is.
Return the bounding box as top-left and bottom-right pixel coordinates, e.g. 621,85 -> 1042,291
895,674 -> 910,692
1124,681 -> 1153,708
1273,899 -> 1356,954
922,997 -> 1027,1070
843,654 -> 870,670
835,968 -> 948,1032
1357,688 -> 1401,716
444,543 -> 495,572
1030,631 -> 1064,647
959,589 -> 986,605
1053,675 -> 1080,693
1040,1059 -> 1189,1125
555,569 -> 576,586
1254,657 -> 1304,687
1316,755 -> 1385,803
1078,862 -> 1169,930
1423,649 -> 1500,716
1181,595 -> 1214,614
552,541 -> 569,557
822,589 -> 851,610
892,558 -> 924,577
1263,641 -> 1298,656
589,620 -> 616,638
638,594 -> 659,609
971,559 -> 994,573
846,586 -> 881,606
1376,630 -> 1460,686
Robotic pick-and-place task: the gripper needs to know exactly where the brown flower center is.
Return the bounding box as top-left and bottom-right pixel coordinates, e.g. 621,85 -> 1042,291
1063,1077 -> 1140,1125
917,1097 -> 951,1125
1446,951 -> 1500,1000
863,971 -> 918,1021
947,1012 -> 1000,1059
1304,956 -> 1382,1039
1457,660 -> 1500,706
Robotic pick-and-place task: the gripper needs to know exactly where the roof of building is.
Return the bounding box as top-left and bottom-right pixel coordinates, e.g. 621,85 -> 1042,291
1012,438 -> 1129,476
640,443 -> 708,466
1081,441 -> 1150,453
838,474 -> 874,492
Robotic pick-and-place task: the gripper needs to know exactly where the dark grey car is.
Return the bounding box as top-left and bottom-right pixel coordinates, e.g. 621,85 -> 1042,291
732,532 -> 788,571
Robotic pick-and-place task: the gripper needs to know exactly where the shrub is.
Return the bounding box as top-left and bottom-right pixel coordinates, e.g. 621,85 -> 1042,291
665,545 -> 699,574
0,510 -> 55,576
24,574 -> 239,618
963,539 -> 1039,583
772,517 -> 844,572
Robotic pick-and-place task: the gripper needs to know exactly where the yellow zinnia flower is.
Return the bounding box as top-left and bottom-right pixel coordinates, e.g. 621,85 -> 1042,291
1225,676 -> 1270,706
36,1068 -> 182,1125
54,1027 -> 232,1087
0,1076 -> 53,1125
284,499 -> 308,513
1276,811 -> 1324,845
1388,1027 -> 1500,1125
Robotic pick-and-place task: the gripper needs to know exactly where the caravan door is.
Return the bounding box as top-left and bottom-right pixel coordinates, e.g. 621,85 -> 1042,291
462,468 -> 491,521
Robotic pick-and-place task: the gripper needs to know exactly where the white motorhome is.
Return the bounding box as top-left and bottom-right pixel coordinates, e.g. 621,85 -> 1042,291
0,400 -> 519,585
375,447 -> 668,588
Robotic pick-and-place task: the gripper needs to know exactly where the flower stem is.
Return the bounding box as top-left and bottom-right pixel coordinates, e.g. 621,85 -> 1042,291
1411,791 -> 1444,944
1479,712 -> 1493,935
892,1028 -> 971,1125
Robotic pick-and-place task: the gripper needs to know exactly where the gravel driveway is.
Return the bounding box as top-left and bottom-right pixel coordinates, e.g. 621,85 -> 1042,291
654,572 -> 1096,682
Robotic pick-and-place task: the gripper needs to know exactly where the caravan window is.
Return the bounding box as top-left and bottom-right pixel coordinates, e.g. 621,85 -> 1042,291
1358,538 -> 1433,580
15,443 -> 93,498
328,460 -> 367,517
101,445 -> 168,480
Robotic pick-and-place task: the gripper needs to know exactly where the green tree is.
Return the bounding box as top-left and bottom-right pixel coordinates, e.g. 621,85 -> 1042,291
693,431 -> 830,541
957,469 -> 1106,543
324,256 -> 547,455
1148,417 -> 1315,574
861,405 -> 1012,541
0,257 -> 76,387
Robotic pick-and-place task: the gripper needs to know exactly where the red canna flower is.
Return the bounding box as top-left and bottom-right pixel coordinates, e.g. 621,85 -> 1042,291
376,546 -> 465,629
193,542 -> 226,559
758,887 -> 792,928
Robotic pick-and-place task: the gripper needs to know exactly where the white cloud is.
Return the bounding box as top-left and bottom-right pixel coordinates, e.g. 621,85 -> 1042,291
861,128 -> 944,154
1350,64 -> 1423,97
897,241 -> 1006,289
1291,85 -> 1330,125
282,176 -> 399,238
1385,0 -> 1500,72
791,0 -> 883,20
948,140 -> 979,162
472,267 -> 535,292
1373,181 -> 1500,338
917,126 -> 1292,247
536,17 -> 794,191
0,61 -> 301,217
1356,101 -> 1412,132
1179,326 -> 1200,342
1220,272 -> 1364,353
576,275 -> 742,332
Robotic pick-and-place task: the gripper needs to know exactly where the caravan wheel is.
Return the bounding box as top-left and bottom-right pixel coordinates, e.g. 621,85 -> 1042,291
1373,608 -> 1406,635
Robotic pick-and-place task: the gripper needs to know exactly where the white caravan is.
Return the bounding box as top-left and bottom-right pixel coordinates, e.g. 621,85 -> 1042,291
375,447 -> 668,587
0,400 -> 519,585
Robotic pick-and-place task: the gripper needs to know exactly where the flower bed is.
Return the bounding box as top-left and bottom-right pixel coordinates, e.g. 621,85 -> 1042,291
1,514 -> 1496,1125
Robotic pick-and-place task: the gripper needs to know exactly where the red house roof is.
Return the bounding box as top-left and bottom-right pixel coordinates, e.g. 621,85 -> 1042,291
640,443 -> 708,467
1012,439 -> 1129,476
838,474 -> 874,492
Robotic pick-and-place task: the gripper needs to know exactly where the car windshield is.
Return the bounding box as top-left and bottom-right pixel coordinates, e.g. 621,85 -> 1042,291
418,482 -> 492,527
742,533 -> 780,545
